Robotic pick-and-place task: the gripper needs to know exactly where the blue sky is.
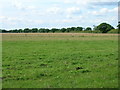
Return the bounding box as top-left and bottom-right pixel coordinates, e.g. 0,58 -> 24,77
0,0 -> 119,30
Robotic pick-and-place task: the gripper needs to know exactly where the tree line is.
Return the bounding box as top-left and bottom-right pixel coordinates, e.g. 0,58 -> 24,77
1,22 -> 119,33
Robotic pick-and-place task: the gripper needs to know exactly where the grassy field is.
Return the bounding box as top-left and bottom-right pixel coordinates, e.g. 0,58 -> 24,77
2,33 -> 118,88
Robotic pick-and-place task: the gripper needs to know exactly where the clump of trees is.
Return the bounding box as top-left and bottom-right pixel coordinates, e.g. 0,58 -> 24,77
0,22 -> 119,33
95,23 -> 114,33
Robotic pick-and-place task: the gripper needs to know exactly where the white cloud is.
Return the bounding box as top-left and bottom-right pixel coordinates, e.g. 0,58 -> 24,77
109,7 -> 118,12
46,6 -> 81,16
63,0 -> 119,3
56,15 -> 83,23
90,7 -> 118,15
66,7 -> 81,14
62,0 -> 119,8
12,1 -> 24,10
0,16 -> 6,19
88,15 -> 118,27
100,8 -> 109,13
12,0 -> 36,10
0,0 -> 118,29
0,16 -> 44,27
46,7 -> 62,14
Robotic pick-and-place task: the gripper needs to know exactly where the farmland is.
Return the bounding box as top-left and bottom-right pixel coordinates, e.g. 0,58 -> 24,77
2,33 -> 118,88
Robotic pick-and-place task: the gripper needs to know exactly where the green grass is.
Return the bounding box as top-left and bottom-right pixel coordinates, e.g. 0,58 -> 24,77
2,33 -> 118,88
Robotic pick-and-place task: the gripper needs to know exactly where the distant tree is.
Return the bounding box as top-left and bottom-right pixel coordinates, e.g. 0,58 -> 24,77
45,29 -> 50,33
76,27 -> 83,31
51,28 -> 59,33
18,29 -> 23,33
39,28 -> 45,33
70,27 -> 76,31
24,28 -> 30,33
117,24 -> 120,29
32,28 -> 38,33
2,29 -> 7,33
12,29 -> 18,33
85,27 -> 92,31
117,21 -> 120,30
96,23 -> 114,33
66,28 -> 71,32
9,30 -> 13,33
60,28 -> 66,32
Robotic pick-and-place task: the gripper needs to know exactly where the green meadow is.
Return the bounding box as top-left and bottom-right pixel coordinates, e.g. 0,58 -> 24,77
2,33 -> 118,88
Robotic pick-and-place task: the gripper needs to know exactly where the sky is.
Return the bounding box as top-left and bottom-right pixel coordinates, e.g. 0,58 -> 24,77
0,0 -> 119,30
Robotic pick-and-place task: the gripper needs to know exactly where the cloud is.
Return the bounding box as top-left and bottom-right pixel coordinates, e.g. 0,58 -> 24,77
90,7 -> 118,16
66,7 -> 81,14
0,15 -> 44,29
109,7 -> 118,12
91,2 -> 118,6
0,0 -> 118,29
46,6 -> 81,16
12,1 -> 23,10
63,0 -> 119,5
12,0 -> 36,10
0,16 -> 6,20
54,15 -> 84,24
62,0 -> 91,7
61,0 -> 118,11
46,7 -> 62,14
94,16 -> 117,25
91,8 -> 109,15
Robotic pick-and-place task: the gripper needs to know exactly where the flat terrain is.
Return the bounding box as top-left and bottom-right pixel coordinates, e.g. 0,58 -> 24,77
2,33 -> 118,88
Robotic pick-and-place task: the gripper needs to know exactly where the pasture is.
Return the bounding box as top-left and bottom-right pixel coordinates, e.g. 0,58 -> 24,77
2,33 -> 118,88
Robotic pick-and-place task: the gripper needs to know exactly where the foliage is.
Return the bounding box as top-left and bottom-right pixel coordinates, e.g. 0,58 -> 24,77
0,22 -> 117,33
117,21 -> 120,30
51,28 -> 59,33
85,27 -> 92,31
60,28 -> 66,33
32,28 -> 38,33
96,23 -> 114,33
24,28 -> 30,33
76,27 -> 83,31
